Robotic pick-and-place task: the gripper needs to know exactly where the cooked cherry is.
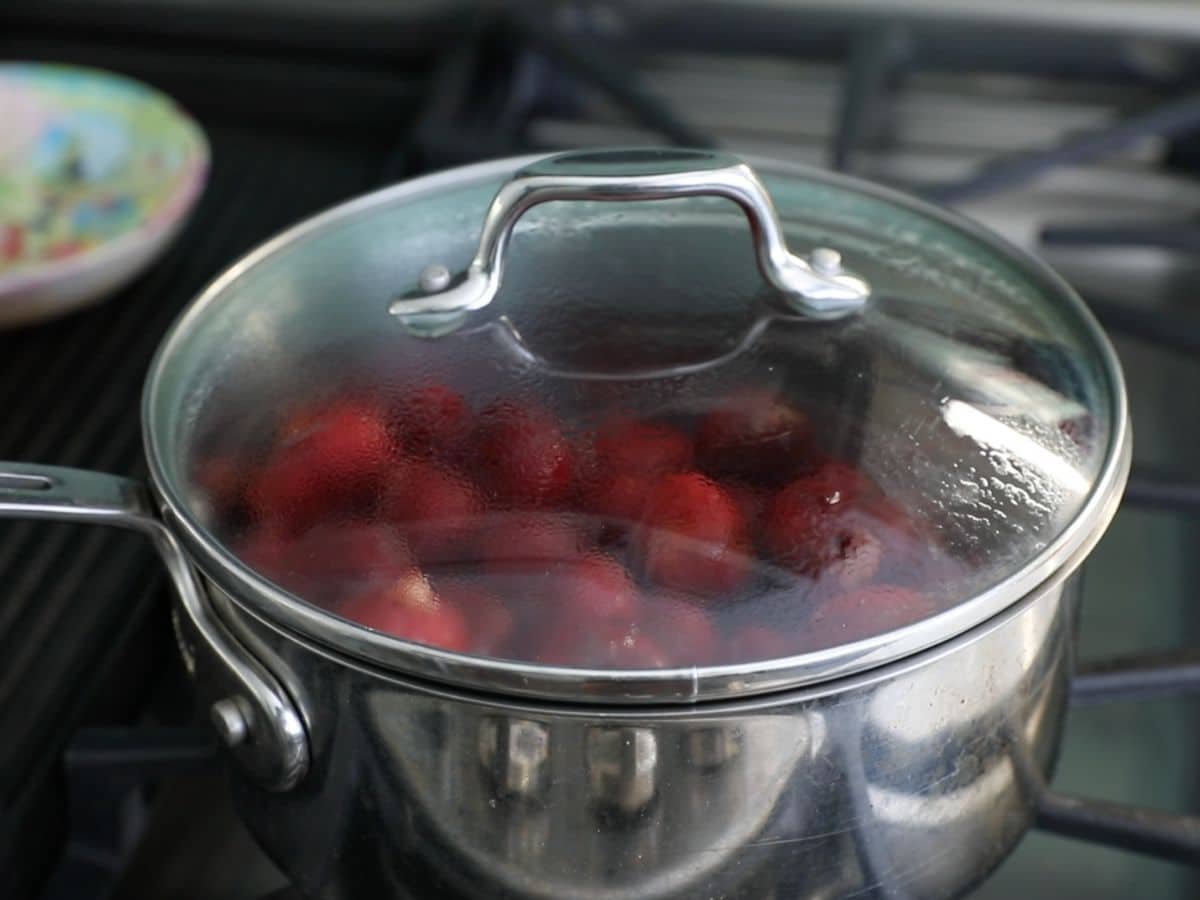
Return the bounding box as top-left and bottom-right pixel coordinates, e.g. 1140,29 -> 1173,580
556,554 -> 639,622
339,574 -> 469,652
233,524 -> 290,579
808,584 -> 936,645
249,403 -> 392,533
643,593 -> 719,665
379,459 -> 481,563
580,470 -> 654,538
475,513 -> 585,572
593,418 -> 693,475
640,472 -> 751,596
534,618 -> 669,669
437,582 -> 514,656
726,625 -> 796,662
193,457 -> 245,522
696,389 -> 811,485
276,522 -> 414,603
469,401 -> 573,507
390,384 -> 471,457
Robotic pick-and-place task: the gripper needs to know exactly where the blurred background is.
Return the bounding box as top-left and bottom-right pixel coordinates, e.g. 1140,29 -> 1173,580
0,1 -> 1198,898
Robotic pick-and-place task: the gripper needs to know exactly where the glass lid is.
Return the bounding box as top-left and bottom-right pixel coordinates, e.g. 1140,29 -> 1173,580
145,148 -> 1128,702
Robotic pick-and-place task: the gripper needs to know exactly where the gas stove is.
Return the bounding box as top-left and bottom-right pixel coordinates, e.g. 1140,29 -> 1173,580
0,2 -> 1197,898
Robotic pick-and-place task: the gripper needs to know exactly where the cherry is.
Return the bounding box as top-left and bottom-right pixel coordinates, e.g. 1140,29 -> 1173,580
339,574 -> 469,652
762,464 -> 887,587
271,522 -> 413,603
469,401 -> 573,507
379,459 -> 481,564
580,470 -> 654,538
534,618 -> 669,669
592,418 -> 693,475
696,389 -> 811,485
390,384 -> 471,457
233,523 -> 290,579
642,593 -> 719,665
193,456 -> 245,522
724,481 -> 767,532
639,472 -> 751,596
808,584 -> 936,646
556,554 -> 639,622
726,625 -> 796,663
249,403 -> 393,534
437,582 -> 514,656
474,513 -> 585,572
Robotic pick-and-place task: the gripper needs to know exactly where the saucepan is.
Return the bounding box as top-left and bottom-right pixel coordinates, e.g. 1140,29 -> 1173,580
0,149 -> 1130,898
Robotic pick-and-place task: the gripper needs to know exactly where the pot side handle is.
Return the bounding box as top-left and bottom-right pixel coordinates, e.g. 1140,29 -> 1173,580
0,462 -> 309,791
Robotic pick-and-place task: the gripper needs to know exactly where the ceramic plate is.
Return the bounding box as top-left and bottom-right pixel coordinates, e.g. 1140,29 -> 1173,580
0,63 -> 209,326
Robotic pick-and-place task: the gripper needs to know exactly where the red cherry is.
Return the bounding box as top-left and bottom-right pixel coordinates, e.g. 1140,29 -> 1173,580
234,523 -> 290,579
644,535 -> 753,598
580,470 -> 654,537
250,403 -> 393,533
593,418 -> 693,475
808,584 -> 936,646
556,554 -> 639,622
278,522 -> 414,601
194,456 -> 245,521
605,628 -> 672,669
642,473 -> 741,545
639,473 -> 751,596
726,625 -> 796,662
475,513 -> 585,572
696,389 -> 811,485
534,618 -> 669,669
642,594 -> 719,665
390,384 -> 471,457
797,461 -> 878,508
723,481 -> 767,531
339,575 -> 469,652
379,459 -> 482,564
438,582 -> 514,656
469,402 -> 573,507
763,465 -> 887,588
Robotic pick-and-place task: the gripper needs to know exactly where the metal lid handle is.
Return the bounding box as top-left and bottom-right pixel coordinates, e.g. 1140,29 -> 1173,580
390,148 -> 870,333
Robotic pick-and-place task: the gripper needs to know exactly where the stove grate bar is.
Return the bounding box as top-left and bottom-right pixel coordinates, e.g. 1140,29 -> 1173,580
1072,650 -> 1200,705
831,26 -> 908,173
1082,297 -> 1200,357
925,90 -> 1200,205
1042,221 -> 1200,252
1036,791 -> 1200,864
1122,468 -> 1200,512
509,9 -> 716,150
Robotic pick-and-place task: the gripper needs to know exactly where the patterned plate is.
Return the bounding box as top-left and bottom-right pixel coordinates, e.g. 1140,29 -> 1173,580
0,63 -> 208,326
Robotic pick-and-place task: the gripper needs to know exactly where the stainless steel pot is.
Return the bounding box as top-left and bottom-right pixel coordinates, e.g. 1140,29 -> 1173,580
0,149 -> 1131,899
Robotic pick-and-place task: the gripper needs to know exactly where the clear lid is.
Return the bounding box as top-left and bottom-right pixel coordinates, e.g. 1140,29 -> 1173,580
148,149 -> 1126,701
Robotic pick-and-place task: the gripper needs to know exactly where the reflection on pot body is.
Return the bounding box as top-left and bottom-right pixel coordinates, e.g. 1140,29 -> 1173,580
587,727 -> 659,817
213,573 -> 1076,900
480,718 -> 551,803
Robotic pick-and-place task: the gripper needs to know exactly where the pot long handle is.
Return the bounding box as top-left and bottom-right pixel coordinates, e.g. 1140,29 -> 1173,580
0,463 -> 309,791
389,147 -> 871,336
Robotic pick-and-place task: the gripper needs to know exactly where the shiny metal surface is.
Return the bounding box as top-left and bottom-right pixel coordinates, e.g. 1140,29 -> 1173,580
0,462 -> 309,791
212,565 -> 1080,899
389,148 -> 870,332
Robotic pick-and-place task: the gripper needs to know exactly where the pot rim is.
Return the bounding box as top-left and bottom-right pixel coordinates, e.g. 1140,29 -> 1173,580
142,152 -> 1132,705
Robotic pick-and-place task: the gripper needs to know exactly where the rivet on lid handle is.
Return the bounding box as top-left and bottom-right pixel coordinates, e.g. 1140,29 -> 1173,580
389,148 -> 871,336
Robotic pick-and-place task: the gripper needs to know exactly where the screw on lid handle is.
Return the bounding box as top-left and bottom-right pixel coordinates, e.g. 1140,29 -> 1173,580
389,148 -> 870,335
